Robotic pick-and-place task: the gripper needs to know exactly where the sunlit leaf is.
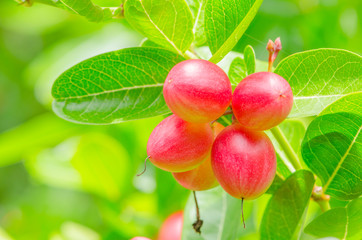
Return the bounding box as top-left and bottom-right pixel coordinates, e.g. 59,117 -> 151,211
206,0 -> 263,63
185,0 -> 206,46
274,49 -> 362,118
244,45 -> 256,75
52,47 -> 185,124
182,187 -> 242,240
260,170 -> 315,239
124,0 -> 194,55
304,198 -> 362,239
228,57 -> 247,87
29,0 -> 116,22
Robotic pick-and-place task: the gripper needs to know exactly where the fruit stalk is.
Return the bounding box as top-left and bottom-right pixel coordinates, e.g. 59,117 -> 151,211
270,126 -> 302,170
192,191 -> 203,234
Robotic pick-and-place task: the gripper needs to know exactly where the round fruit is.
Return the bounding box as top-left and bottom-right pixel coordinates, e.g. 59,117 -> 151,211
158,211 -> 183,240
163,59 -> 232,123
147,114 -> 213,172
211,124 -> 276,200
172,122 -> 224,191
232,72 -> 293,131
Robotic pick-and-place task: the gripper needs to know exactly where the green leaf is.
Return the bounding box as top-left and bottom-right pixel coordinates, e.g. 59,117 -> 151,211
124,0 -> 194,55
0,113 -> 84,167
206,0 -> 263,63
52,47 -> 185,124
302,93 -> 362,200
304,198 -> 362,239
217,114 -> 232,127
72,133 -> 131,201
185,0 -> 207,46
302,113 -> 362,200
244,45 -> 256,74
25,133 -> 131,201
274,49 -> 362,118
182,187 -> 242,240
228,57 -> 247,87
29,0 -> 116,22
140,38 -> 161,48
321,92 -> 362,116
260,170 -> 315,240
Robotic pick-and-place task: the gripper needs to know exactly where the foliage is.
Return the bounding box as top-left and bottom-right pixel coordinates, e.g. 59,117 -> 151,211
1,0 -> 361,239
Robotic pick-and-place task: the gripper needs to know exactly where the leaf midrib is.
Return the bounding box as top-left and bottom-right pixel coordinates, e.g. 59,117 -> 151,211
192,0 -> 203,34
55,83 -> 164,101
208,0 -> 262,63
137,0 -> 184,56
323,125 -> 362,192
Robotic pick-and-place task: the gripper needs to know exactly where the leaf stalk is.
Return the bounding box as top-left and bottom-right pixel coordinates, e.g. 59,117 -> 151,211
270,126 -> 303,170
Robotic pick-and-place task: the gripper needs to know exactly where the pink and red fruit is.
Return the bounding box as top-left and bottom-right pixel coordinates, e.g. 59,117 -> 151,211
147,114 -> 213,172
232,72 -> 293,131
172,122 -> 224,191
157,211 -> 183,240
163,59 -> 232,123
131,237 -> 151,240
211,124 -> 276,200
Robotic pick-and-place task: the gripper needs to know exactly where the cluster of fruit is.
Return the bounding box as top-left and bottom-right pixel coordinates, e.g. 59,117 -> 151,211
146,39 -> 293,203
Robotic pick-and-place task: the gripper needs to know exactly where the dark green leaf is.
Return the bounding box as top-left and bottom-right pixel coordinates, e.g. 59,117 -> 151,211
52,47 -> 185,124
206,0 -> 263,63
228,57 -> 247,87
302,112 -> 362,200
274,49 -> 362,118
304,198 -> 362,239
182,187 -> 241,240
260,170 -> 315,240
185,0 -> 206,46
244,45 -> 256,74
302,92 -> 362,200
124,0 -> 194,55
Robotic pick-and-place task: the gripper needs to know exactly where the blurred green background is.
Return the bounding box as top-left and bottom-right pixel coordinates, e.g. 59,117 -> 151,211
0,0 -> 360,239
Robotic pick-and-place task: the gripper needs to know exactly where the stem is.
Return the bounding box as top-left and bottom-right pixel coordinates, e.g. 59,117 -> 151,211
192,191 -> 203,234
222,109 -> 233,116
268,53 -> 273,72
185,50 -> 199,59
193,191 -> 200,220
311,186 -> 331,212
136,156 -> 149,176
241,198 -> 246,228
316,200 -> 331,212
270,126 -> 302,170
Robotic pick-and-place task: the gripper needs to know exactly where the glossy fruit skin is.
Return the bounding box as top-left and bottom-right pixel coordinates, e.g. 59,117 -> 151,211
172,122 -> 224,191
211,124 -> 276,200
147,114 -> 213,172
158,211 -> 183,240
232,72 -> 293,131
131,237 -> 151,240
163,59 -> 232,123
